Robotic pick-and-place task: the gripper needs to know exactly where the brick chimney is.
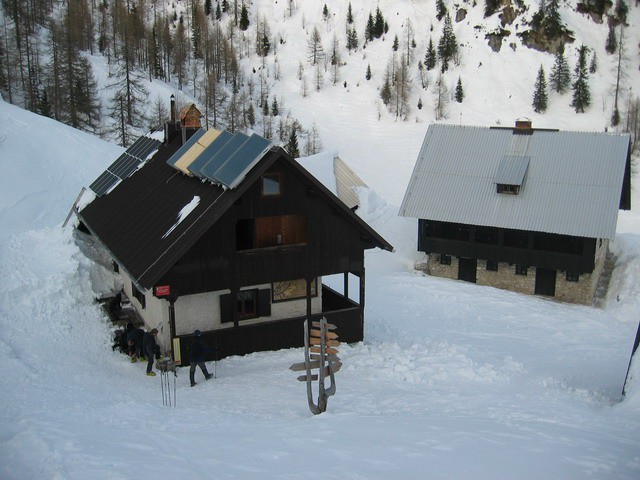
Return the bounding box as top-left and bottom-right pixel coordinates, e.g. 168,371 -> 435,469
514,118 -> 532,134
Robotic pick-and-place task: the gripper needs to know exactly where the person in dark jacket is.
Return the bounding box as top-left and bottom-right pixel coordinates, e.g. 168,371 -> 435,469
126,325 -> 145,362
189,330 -> 213,387
143,328 -> 158,376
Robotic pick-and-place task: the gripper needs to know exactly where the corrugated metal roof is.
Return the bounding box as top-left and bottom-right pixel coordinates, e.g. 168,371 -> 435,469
399,124 -> 630,239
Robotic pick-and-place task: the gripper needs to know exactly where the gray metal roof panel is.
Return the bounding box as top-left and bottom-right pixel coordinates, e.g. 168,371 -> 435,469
495,155 -> 530,186
399,124 -> 630,239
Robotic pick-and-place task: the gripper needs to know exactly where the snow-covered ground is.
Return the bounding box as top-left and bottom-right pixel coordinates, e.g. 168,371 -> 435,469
1,92 -> 640,479
1,0 -> 640,477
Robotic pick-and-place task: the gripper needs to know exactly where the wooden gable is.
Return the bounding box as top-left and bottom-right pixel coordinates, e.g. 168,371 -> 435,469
178,104 -> 202,128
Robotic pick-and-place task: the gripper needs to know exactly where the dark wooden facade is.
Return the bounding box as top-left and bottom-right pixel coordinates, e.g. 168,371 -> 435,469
418,219 -> 597,274
157,156 -> 369,296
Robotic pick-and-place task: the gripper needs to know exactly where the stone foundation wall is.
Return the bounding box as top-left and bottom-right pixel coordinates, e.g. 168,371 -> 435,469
425,254 -> 458,280
476,261 -> 535,295
422,246 -> 607,305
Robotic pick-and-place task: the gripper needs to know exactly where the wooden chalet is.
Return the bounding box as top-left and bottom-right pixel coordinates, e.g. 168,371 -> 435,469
77,110 -> 392,363
399,120 -> 631,304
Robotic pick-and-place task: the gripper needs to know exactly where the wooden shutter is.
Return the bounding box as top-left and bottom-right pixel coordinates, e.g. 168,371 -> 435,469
220,293 -> 233,323
258,289 -> 271,317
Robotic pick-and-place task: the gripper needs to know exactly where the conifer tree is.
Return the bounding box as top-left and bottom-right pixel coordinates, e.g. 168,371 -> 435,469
346,27 -> 358,51
366,64 -> 372,81
455,77 -> 464,103
38,89 -> 53,118
205,0 -> 212,16
425,37 -> 437,71
286,128 -> 300,158
246,102 -> 255,128
589,52 -> 597,74
365,13 -> 375,42
437,14 -> 457,72
605,24 -> 617,54
374,7 -> 385,38
380,76 -> 392,106
392,35 -> 399,52
215,3 -> 222,20
532,65 -> 548,113
322,4 -> 329,21
544,0 -> 565,39
571,45 -> 591,113
436,0 -> 448,21
239,5 -> 250,31
549,45 -> 570,93
271,97 -> 279,116
347,3 -> 354,24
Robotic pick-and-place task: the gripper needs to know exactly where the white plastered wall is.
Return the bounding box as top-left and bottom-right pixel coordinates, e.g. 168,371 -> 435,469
173,279 -> 323,336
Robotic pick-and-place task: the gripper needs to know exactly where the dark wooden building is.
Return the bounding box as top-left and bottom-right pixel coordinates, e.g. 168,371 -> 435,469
78,117 -> 392,362
400,121 -> 631,304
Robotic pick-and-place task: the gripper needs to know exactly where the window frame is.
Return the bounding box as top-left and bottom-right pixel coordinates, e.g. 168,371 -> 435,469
486,260 -> 498,271
132,282 -> 146,309
272,278 -> 318,303
261,173 -> 283,197
515,265 -> 528,276
439,254 -> 452,265
237,289 -> 258,320
566,271 -> 580,282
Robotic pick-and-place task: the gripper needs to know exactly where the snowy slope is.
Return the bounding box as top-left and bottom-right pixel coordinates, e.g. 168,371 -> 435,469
1,0 -> 640,478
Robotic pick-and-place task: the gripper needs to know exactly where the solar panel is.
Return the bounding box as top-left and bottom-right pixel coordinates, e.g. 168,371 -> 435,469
173,129 -> 222,174
166,129 -> 205,168
214,134 -> 272,188
109,153 -> 139,178
89,170 -> 119,197
197,132 -> 249,181
187,130 -> 234,178
89,134 -> 163,196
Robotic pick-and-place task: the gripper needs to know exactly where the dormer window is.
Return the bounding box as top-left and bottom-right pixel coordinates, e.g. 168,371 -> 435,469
495,155 -> 529,196
497,184 -> 520,195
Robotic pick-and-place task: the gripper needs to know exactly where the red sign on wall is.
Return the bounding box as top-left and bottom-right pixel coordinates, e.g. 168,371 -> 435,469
155,285 -> 171,297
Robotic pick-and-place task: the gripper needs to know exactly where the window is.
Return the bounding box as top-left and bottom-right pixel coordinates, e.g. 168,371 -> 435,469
439,254 -> 451,265
262,173 -> 282,196
237,290 -> 258,319
566,271 -> 579,282
486,260 -> 498,271
112,261 -> 119,273
220,289 -> 271,323
497,184 -> 520,195
132,283 -> 146,309
272,278 -> 317,302
515,265 -> 528,276
237,215 -> 308,250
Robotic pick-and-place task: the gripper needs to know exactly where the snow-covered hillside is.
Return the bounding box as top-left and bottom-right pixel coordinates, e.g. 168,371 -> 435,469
1,0 -> 640,478
1,95 -> 640,478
